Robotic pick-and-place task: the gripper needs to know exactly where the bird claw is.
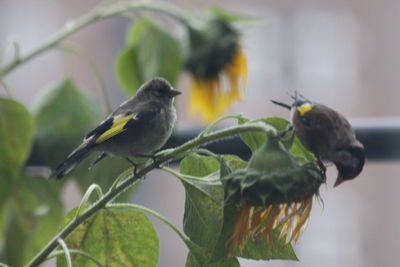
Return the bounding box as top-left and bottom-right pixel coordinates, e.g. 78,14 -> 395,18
151,155 -> 162,169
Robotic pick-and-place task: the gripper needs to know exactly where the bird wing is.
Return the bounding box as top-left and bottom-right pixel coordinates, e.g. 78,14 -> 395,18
85,103 -> 160,144
94,114 -> 136,143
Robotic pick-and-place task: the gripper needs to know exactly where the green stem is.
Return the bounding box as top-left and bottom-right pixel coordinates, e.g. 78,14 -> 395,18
0,79 -> 13,98
57,238 -> 72,267
75,183 -> 103,218
47,249 -> 104,267
162,166 -> 208,182
107,203 -> 189,245
0,1 -> 189,77
0,39 -> 20,66
199,114 -> 243,137
188,148 -> 220,158
24,122 -> 269,267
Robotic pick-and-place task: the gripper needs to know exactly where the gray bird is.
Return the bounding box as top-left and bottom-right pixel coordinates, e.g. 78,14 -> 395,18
272,92 -> 365,187
51,77 -> 181,179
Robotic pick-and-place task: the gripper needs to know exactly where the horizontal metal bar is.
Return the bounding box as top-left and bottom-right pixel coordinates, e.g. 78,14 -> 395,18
165,125 -> 400,161
27,124 -> 400,167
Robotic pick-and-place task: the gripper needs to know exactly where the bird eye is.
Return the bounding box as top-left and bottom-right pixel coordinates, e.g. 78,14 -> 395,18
300,116 -> 311,127
155,88 -> 165,95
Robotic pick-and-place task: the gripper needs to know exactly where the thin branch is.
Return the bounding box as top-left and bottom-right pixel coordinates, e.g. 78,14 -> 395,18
47,249 -> 104,267
24,122 -> 271,267
199,114 -> 243,137
57,238 -> 72,267
0,79 -> 13,98
0,39 -> 20,67
75,183 -> 103,218
0,1 -> 189,77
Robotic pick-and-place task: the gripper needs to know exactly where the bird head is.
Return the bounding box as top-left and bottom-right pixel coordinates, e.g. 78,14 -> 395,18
137,77 -> 181,104
333,144 -> 365,187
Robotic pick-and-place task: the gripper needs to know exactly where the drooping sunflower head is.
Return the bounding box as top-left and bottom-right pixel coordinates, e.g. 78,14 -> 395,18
221,131 -> 324,252
185,17 -> 248,122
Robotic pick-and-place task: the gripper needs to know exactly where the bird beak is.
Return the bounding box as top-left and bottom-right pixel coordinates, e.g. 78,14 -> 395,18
333,176 -> 344,187
168,88 -> 182,97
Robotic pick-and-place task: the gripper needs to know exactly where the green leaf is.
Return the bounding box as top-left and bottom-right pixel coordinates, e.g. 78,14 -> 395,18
115,47 -> 141,94
238,117 -> 315,162
263,117 -> 315,161
0,99 -> 33,254
290,137 -> 316,162
32,79 -> 103,168
234,232 -> 298,261
115,17 -> 183,95
207,203 -> 239,263
238,117 -> 266,152
57,208 -> 159,267
239,117 -> 291,152
0,201 -> 10,261
264,117 -> 290,130
186,251 -> 240,267
1,176 -> 63,266
0,98 -> 33,180
179,154 -> 246,265
180,154 -> 220,177
208,7 -> 254,22
181,171 -> 223,248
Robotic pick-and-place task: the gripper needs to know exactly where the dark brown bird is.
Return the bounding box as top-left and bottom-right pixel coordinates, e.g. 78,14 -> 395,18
272,92 -> 365,187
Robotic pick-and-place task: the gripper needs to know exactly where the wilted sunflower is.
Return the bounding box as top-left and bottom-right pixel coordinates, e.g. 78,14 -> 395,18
185,17 -> 248,122
222,131 -> 324,252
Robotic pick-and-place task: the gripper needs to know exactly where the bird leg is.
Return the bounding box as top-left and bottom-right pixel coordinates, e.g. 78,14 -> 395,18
89,152 -> 107,170
125,157 -> 141,177
135,154 -> 162,169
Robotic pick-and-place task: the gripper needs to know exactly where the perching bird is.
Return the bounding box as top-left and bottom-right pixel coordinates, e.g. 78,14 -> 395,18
51,77 -> 181,179
271,92 -> 365,187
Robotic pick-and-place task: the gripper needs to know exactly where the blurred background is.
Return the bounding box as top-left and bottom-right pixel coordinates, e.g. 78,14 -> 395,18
1,0 -> 399,266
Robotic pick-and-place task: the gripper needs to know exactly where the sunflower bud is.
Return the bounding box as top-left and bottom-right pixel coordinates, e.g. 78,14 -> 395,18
185,18 -> 239,80
184,17 -> 248,122
222,131 -> 324,251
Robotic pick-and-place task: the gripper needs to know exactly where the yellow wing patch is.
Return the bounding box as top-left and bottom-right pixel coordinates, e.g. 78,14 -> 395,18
95,114 -> 135,144
296,103 -> 313,116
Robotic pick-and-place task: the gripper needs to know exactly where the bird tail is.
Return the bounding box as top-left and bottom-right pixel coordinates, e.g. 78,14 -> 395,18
50,145 -> 91,179
271,100 -> 291,110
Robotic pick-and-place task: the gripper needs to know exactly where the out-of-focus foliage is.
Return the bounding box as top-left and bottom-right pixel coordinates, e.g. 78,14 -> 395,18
116,16 -> 182,96
32,79 -> 103,168
0,99 -> 33,180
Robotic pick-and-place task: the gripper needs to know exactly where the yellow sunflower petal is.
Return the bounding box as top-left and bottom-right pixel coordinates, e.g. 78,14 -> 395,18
189,48 -> 248,123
